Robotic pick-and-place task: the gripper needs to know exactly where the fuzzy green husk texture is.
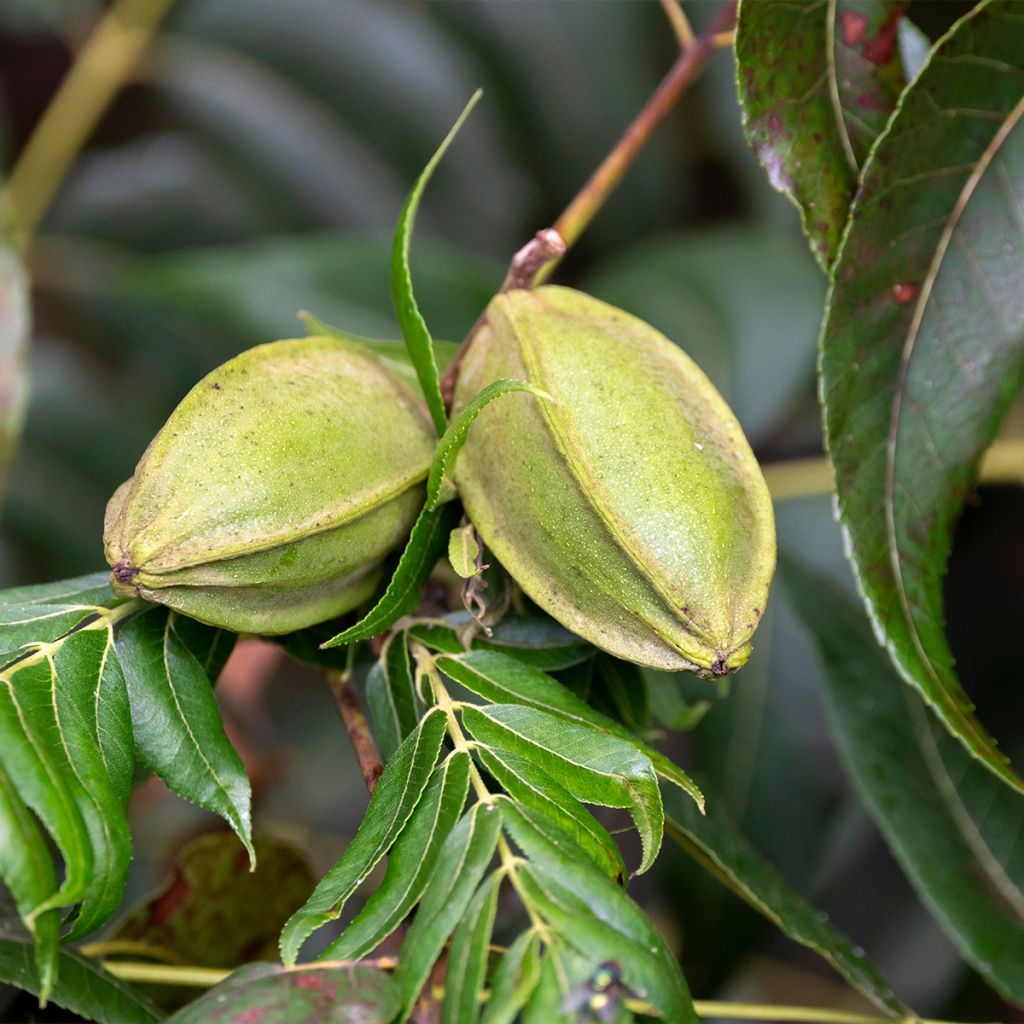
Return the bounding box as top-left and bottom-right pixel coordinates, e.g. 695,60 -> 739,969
453,286 -> 776,676
104,336 -> 435,634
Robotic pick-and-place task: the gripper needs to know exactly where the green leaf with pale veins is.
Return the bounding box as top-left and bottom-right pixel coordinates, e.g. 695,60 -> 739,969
443,649 -> 702,809
736,0 -> 907,268
165,962 -> 399,1024
441,869 -> 500,1024
449,524 -> 482,579
280,707 -> 447,965
323,750 -> 470,961
666,787 -> 906,1014
821,0 -> 1024,794
366,630 -> 420,764
392,90 -> 481,434
114,607 -> 254,865
0,765 -> 59,1000
786,558 -> 1024,1004
479,930 -> 542,1024
505,801 -> 695,1023
461,703 -> 663,874
395,800 -> 503,1020
475,745 -> 626,883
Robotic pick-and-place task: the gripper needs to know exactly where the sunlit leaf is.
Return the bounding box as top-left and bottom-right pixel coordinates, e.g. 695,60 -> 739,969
279,708 -> 447,965
323,750 -> 470,961
115,607 -> 253,863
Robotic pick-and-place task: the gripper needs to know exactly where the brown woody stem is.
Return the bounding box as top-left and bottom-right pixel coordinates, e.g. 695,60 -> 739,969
533,0 -> 739,285
327,671 -> 383,793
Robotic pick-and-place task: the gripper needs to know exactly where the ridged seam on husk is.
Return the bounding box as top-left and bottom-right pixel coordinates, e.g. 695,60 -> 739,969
107,336 -> 433,577
497,290 -> 761,669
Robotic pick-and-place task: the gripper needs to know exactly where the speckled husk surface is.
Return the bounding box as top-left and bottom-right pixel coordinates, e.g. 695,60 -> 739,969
104,336 -> 435,634
453,285 -> 776,676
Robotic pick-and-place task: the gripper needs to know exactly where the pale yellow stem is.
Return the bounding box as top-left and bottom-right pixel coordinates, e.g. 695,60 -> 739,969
5,0 -> 176,249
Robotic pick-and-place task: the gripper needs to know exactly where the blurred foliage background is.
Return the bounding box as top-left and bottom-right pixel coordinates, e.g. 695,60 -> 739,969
1,0 -> 1020,1020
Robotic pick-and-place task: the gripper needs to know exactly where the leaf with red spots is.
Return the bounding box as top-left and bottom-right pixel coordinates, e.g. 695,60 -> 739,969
165,963 -> 399,1024
736,0 -> 909,269
822,0 -> 1024,793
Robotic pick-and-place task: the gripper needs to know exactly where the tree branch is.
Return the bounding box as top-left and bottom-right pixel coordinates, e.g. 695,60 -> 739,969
326,671 -> 383,793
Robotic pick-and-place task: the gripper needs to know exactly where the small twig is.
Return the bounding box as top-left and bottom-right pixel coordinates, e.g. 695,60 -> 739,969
534,0 -> 738,285
712,29 -> 737,49
659,0 -> 696,49
326,670 -> 383,793
4,0 -> 176,249
499,229 -> 566,293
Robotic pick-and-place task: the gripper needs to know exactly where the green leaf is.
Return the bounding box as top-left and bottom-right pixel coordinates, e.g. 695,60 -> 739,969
164,962 -> 399,1024
279,707 -> 447,965
53,625 -> 134,808
299,309 -> 460,391
0,244 -> 30,490
441,868 -> 500,1024
665,788 -> 906,1014
169,613 -> 237,685
0,940 -> 159,1024
736,0 -> 907,267
410,617 -> 594,672
475,745 -> 626,883
504,801 -> 695,1023
785,558 -> 1024,1004
426,378 -> 551,510
820,0 -> 1024,793
0,765 -> 59,999
365,631 -> 420,763
449,523 -> 482,579
392,90 -> 482,434
324,750 -> 470,961
111,834 -> 316,974
460,703 -> 663,874
440,650 -> 702,810
395,800 -> 503,1020
0,603 -> 102,653
0,572 -> 113,607
479,930 -> 541,1024
114,607 -> 254,864
322,501 -> 461,647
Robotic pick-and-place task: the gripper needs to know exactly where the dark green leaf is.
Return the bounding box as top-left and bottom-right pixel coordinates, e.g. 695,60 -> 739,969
821,0 -> 1024,793
736,0 -> 906,267
461,702 -> 663,874
0,244 -> 29,489
442,650 -> 702,809
475,745 -> 626,883
164,962 -> 399,1024
114,607 -> 254,863
324,750 -> 470,961
392,91 -> 481,434
410,617 -> 594,672
0,765 -> 59,999
170,613 -> 236,684
280,707 -> 447,965
479,930 -> 541,1024
786,558 -> 1024,1003
395,800 -> 503,1020
441,868 -> 500,1024
665,788 -> 906,1014
504,801 -> 695,1023
366,631 -> 420,763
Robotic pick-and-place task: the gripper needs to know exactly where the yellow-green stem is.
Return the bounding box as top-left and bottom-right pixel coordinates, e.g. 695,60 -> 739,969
5,0 -> 176,249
